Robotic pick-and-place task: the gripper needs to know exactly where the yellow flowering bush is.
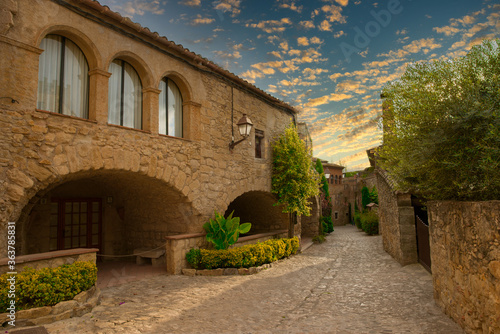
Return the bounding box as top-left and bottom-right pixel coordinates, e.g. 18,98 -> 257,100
186,237 -> 300,269
0,261 -> 97,312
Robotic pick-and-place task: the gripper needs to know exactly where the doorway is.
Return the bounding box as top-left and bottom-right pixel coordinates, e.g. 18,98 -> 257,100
49,198 -> 102,251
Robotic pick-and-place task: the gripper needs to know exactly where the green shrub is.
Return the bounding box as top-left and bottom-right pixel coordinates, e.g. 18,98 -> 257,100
185,248 -> 202,269
0,261 -> 97,312
361,211 -> 379,235
320,216 -> 334,233
203,210 -> 251,250
186,237 -> 300,269
312,235 -> 326,244
354,213 -> 362,229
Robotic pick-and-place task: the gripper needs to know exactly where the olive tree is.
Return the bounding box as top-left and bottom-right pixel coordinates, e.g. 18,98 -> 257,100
378,39 -> 500,200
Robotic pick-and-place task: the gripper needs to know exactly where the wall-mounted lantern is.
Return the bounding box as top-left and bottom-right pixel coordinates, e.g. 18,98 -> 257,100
229,114 -> 253,150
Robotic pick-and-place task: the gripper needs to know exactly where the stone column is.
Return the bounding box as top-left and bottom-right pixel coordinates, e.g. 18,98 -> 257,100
0,36 -> 43,109
142,87 -> 161,134
396,193 -> 418,265
183,101 -> 202,141
88,69 -> 111,124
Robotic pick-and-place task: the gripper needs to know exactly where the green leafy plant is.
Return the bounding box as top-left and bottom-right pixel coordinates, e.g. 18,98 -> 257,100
379,39 -> 500,201
203,211 -> 251,250
272,122 -> 320,216
0,261 -> 97,312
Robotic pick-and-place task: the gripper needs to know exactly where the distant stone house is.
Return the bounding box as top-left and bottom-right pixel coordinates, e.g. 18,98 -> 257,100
0,0 -> 301,273
322,162 -> 349,226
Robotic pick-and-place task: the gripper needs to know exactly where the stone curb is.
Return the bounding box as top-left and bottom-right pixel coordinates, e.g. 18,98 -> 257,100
182,263 -> 274,276
0,285 -> 101,328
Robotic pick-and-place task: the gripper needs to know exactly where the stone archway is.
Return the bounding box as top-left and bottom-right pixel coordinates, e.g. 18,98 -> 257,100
17,170 -> 201,259
224,191 -> 287,234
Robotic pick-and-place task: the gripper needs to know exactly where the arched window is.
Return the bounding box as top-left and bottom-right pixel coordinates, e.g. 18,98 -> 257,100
159,78 -> 183,137
37,35 -> 89,118
108,59 -> 142,129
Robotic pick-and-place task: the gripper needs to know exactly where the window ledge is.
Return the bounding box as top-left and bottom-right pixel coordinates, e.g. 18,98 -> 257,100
106,123 -> 151,134
158,133 -> 193,143
35,109 -> 97,124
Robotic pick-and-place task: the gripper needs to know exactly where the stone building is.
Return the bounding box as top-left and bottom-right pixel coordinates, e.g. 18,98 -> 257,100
0,0 -> 301,271
323,162 -> 349,226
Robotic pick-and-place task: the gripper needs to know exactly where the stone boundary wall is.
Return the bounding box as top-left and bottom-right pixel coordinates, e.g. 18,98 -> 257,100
182,262 -> 275,276
376,170 -> 417,266
0,285 -> 100,328
165,230 -> 288,274
0,248 -> 97,275
429,201 -> 500,333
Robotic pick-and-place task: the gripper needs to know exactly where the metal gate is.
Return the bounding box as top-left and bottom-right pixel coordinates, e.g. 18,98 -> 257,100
415,214 -> 431,273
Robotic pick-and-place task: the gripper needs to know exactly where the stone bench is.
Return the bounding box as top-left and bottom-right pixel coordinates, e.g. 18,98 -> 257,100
133,248 -> 165,266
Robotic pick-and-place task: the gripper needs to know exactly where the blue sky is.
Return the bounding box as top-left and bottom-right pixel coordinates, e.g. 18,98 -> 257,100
98,0 -> 499,170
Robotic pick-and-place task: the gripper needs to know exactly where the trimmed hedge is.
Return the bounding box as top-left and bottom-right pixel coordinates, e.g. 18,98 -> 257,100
0,261 -> 97,312
361,211 -> 379,235
186,237 -> 300,270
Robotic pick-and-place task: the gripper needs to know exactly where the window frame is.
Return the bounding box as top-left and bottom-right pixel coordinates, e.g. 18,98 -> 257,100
108,59 -> 143,129
37,34 -> 90,118
255,129 -> 265,159
159,77 -> 183,138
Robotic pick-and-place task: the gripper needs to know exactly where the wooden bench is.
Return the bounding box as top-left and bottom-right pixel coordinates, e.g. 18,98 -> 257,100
133,248 -> 165,266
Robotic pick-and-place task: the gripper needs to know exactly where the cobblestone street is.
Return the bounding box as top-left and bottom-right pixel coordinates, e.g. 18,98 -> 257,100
41,225 -> 463,334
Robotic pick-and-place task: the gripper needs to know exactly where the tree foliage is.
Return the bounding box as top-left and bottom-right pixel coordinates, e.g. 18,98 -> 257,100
369,186 -> 378,204
361,186 -> 371,209
378,39 -> 500,201
314,159 -> 330,199
272,122 -> 320,216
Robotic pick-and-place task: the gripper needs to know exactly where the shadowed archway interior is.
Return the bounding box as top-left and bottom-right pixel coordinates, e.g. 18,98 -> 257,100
18,170 -> 200,260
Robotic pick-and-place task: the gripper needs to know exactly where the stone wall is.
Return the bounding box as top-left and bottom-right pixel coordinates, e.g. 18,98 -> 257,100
0,248 -> 97,274
376,170 -> 417,266
0,0 -> 297,259
300,196 -> 321,237
429,201 -> 500,333
165,230 -> 288,274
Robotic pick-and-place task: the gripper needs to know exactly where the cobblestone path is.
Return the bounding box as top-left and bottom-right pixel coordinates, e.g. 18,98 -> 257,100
43,225 -> 464,334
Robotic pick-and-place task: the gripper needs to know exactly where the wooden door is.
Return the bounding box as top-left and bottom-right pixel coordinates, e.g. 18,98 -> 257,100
50,199 -> 102,251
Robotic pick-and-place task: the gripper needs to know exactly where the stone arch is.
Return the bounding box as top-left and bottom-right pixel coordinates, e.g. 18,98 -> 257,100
35,25 -> 102,70
223,191 -> 288,234
156,71 -> 193,102
6,141 -> 201,229
106,51 -> 154,88
156,71 -> 197,139
15,169 -> 201,258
